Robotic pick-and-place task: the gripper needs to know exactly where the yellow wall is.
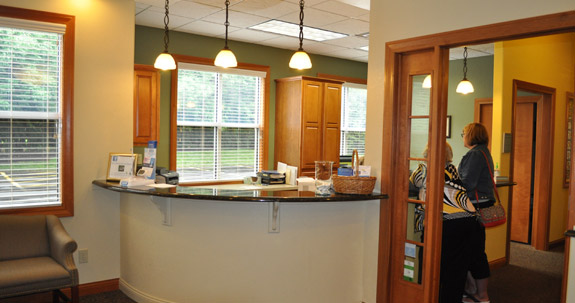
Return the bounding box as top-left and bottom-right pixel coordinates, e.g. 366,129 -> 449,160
493,33 -> 575,243
0,0 -> 135,284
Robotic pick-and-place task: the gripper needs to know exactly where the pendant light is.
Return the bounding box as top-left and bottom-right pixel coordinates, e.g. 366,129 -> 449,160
289,0 -> 312,70
214,0 -> 237,68
422,74 -> 432,88
154,0 -> 176,70
456,47 -> 474,94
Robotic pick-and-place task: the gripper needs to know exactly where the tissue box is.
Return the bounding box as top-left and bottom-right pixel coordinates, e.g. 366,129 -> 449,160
297,177 -> 315,192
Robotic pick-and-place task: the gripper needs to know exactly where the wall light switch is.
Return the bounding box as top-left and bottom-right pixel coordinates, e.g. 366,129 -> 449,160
78,249 -> 88,264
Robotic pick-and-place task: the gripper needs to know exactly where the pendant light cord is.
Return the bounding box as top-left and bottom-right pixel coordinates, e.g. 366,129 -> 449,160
298,0 -> 305,51
462,47 -> 468,79
163,0 -> 170,53
224,0 -> 230,49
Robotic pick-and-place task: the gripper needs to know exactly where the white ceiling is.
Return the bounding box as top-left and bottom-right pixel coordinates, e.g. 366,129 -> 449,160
135,0 -> 371,62
135,0 -> 493,63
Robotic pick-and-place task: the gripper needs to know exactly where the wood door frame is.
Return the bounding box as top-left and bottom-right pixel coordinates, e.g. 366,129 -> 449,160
379,11 -> 575,303
511,80 -> 556,251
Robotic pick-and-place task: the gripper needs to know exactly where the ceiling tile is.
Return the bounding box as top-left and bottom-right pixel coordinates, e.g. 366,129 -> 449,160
136,3 -> 151,13
312,1 -> 368,18
260,35 -> 301,50
322,19 -> 369,36
336,0 -> 370,10
277,7 -> 348,28
202,10 -> 270,28
323,36 -> 368,48
136,9 -> 192,28
357,12 -> 369,22
283,0 -> 331,7
169,1 -> 221,19
302,41 -> 347,53
136,0 -> 185,6
321,47 -> 367,58
231,1 -> 300,19
189,0 -> 242,7
228,28 -> 282,43
177,20 -> 239,36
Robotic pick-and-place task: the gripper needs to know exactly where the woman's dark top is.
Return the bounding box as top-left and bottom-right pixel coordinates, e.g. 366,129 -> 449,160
458,144 -> 495,204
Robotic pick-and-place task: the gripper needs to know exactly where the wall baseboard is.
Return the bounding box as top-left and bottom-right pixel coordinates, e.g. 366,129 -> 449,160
62,278 -> 119,297
489,257 -> 507,271
549,238 -> 565,250
120,279 -> 174,303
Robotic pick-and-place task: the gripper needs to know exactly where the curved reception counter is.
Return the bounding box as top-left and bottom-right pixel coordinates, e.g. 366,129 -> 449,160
93,181 -> 387,303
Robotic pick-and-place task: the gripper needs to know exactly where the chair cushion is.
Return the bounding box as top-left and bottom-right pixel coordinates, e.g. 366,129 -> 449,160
0,257 -> 73,297
0,215 -> 50,260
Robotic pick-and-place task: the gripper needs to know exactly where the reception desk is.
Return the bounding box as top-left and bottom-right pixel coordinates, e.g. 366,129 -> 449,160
93,180 -> 387,303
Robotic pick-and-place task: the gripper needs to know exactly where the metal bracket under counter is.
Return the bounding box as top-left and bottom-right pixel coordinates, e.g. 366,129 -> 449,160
269,202 -> 280,233
150,197 -> 280,232
151,196 -> 172,226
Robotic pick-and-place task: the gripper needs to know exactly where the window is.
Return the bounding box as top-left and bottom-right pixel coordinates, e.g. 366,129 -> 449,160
340,83 -> 367,156
0,7 -> 74,216
171,58 -> 269,183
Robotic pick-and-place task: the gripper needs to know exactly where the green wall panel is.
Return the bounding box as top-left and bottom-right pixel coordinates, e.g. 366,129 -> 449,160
134,25 -> 368,170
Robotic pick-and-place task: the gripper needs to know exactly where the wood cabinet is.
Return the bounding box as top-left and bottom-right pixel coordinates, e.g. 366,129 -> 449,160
274,76 -> 343,177
133,64 -> 160,146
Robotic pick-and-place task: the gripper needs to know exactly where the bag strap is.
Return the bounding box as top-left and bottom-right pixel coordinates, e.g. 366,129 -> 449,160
478,149 -> 501,204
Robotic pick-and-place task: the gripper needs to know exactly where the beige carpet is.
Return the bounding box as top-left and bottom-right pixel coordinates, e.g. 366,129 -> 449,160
489,242 -> 565,303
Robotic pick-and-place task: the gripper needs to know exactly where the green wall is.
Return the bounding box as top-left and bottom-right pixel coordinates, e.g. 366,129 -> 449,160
134,25 -> 368,169
447,55 -> 494,166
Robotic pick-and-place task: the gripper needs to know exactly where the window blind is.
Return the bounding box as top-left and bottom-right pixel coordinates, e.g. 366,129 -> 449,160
340,84 -> 367,156
0,26 -> 63,209
176,65 -> 264,182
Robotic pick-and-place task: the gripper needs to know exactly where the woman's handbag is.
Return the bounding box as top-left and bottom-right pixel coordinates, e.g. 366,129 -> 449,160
475,150 -> 507,228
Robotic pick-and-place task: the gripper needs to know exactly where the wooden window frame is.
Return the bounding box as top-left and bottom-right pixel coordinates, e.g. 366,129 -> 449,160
169,55 -> 270,185
0,6 -> 75,217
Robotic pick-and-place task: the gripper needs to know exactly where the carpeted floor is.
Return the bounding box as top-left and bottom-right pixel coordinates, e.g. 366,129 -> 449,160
489,242 -> 565,303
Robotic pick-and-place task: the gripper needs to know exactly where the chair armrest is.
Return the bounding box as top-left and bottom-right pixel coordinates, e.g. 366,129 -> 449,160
46,215 -> 78,281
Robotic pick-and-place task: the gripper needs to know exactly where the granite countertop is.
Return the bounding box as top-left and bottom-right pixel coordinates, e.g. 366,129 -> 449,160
92,180 -> 388,202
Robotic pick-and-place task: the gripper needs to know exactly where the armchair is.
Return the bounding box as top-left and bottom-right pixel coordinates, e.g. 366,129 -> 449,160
0,215 -> 79,303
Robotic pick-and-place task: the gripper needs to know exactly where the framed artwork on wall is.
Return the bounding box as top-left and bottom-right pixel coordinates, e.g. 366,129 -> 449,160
564,92 -> 574,188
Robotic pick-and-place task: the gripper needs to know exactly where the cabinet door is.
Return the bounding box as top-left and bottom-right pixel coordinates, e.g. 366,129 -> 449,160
134,66 -> 160,145
323,83 -> 341,165
301,80 -> 322,171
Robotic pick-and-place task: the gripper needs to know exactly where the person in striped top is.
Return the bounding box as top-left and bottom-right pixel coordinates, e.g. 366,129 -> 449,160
409,142 -> 479,303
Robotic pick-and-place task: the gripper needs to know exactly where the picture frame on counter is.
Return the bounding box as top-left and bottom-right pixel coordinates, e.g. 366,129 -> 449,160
107,153 -> 139,181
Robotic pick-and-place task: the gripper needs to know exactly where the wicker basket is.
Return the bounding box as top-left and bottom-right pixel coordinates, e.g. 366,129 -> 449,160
332,150 -> 376,195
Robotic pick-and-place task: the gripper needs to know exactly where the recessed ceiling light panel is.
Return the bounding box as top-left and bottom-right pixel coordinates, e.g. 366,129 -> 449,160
249,19 -> 347,42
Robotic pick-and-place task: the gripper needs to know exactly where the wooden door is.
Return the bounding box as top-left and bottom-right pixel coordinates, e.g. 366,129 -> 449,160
474,98 -> 493,151
322,82 -> 342,166
134,65 -> 160,146
386,49 -> 445,303
301,80 -> 322,175
510,102 -> 536,243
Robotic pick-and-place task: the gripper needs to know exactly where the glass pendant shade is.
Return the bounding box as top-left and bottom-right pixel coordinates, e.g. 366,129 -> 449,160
422,75 -> 432,88
154,52 -> 176,70
456,78 -> 474,94
289,50 -> 312,70
215,48 -> 237,68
